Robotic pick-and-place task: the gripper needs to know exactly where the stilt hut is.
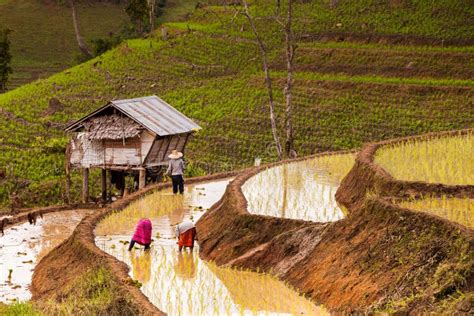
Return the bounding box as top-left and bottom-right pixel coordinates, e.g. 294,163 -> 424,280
65,95 -> 201,203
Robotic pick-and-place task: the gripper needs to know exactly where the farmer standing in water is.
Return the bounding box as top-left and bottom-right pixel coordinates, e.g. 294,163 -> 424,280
175,220 -> 197,252
167,149 -> 185,194
128,218 -> 152,251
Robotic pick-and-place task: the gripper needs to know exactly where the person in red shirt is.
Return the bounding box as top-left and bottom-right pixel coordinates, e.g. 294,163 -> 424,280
175,220 -> 197,252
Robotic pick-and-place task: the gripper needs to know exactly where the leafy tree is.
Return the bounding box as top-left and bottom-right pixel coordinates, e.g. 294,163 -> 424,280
0,28 -> 12,92
91,33 -> 123,56
126,0 -> 149,34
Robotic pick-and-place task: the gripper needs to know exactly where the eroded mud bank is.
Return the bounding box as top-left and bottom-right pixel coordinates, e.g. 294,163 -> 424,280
198,136 -> 473,313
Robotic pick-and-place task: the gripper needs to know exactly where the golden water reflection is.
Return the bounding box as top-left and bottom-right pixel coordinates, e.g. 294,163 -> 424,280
100,238 -> 325,315
243,154 -> 355,222
95,179 -> 327,315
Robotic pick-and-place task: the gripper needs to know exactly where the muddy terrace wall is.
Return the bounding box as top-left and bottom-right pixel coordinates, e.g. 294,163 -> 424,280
31,172 -> 238,315
197,131 -> 473,314
336,128 -> 474,209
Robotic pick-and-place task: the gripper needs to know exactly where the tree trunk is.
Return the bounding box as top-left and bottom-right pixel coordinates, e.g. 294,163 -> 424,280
148,0 -> 156,31
68,0 -> 93,58
284,0 -> 296,158
241,0 -> 283,160
82,168 -> 89,204
64,142 -> 72,204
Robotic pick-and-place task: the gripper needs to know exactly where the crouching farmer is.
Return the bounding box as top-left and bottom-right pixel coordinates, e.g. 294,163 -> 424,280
128,218 -> 152,251
176,220 -> 197,252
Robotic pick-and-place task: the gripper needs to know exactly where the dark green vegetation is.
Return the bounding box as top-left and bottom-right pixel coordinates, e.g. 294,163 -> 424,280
0,28 -> 12,92
0,0 -> 128,89
0,0 -> 472,210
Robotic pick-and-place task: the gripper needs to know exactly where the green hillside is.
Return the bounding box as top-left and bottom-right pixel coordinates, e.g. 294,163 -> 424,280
0,0 -> 473,210
0,0 -> 128,89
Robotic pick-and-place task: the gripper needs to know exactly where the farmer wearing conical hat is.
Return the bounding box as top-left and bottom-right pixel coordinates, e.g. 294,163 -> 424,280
166,149 -> 185,194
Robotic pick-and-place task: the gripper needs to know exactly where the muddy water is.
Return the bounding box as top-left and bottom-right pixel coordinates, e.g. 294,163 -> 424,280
0,209 -> 92,303
95,179 -> 326,315
243,154 -> 355,222
398,197 -> 474,229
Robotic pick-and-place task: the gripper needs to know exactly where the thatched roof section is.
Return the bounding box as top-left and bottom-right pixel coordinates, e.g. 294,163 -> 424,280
82,114 -> 142,140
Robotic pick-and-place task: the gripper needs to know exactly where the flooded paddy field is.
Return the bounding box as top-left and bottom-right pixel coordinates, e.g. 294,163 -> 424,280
95,179 -> 326,315
242,154 -> 354,222
398,196 -> 474,229
375,132 -> 473,185
0,209 -> 92,303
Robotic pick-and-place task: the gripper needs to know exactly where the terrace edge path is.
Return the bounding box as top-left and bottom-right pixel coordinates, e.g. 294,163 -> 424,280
197,130 -> 473,314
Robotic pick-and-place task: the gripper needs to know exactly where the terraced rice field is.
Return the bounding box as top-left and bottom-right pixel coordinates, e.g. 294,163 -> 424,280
375,132 -> 473,185
399,196 -> 474,229
242,153 -> 354,222
95,179 -> 326,315
0,210 -> 92,303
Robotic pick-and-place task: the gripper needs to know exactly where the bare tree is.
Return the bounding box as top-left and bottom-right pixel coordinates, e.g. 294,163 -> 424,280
283,0 -> 296,158
241,0 -> 283,160
147,0 -> 156,31
68,0 -> 93,58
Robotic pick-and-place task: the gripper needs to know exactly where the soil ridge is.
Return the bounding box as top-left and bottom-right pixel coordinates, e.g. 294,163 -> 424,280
197,130 -> 473,313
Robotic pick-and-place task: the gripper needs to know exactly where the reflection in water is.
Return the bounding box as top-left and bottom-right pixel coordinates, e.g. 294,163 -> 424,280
208,264 -> 321,315
0,209 -> 92,303
130,251 -> 152,284
399,196 -> 474,229
174,252 -> 197,280
96,179 -> 326,315
243,154 -> 354,222
99,237 -> 325,315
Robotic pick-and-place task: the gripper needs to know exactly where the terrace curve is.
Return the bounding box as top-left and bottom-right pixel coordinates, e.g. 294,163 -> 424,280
336,128 -> 474,211
29,130 -> 473,314
198,130 -> 474,313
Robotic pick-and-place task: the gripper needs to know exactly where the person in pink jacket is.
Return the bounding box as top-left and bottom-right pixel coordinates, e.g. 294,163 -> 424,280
128,218 -> 152,251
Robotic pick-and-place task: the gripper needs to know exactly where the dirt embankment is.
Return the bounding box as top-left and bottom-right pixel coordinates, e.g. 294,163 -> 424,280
197,131 -> 474,313
31,172 -> 238,315
336,128 -> 474,209
300,31 -> 474,47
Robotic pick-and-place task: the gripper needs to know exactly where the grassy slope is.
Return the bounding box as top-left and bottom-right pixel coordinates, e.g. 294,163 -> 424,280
0,0 -> 128,89
0,267 -> 133,315
0,1 -> 472,209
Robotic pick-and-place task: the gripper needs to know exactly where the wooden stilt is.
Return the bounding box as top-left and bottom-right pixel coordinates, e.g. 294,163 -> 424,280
139,168 -> 146,190
82,168 -> 89,204
120,172 -> 125,197
101,168 -> 107,203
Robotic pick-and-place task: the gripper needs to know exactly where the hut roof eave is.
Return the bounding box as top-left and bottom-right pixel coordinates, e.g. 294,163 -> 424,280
65,96 -> 202,137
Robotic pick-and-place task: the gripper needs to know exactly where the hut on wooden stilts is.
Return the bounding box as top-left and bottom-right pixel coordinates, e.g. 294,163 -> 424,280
65,95 -> 201,203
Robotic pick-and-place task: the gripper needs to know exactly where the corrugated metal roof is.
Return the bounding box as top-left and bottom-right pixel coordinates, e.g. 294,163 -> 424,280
112,96 -> 201,136
65,95 -> 201,136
